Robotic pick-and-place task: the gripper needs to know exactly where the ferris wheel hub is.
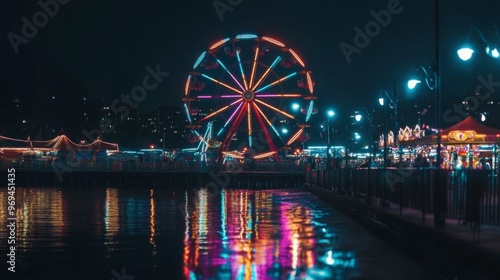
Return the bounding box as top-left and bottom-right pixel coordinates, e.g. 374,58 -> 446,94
243,90 -> 255,101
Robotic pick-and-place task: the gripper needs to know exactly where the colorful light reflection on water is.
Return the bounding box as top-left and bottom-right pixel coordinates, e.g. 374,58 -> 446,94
181,189 -> 356,279
0,186 -> 440,279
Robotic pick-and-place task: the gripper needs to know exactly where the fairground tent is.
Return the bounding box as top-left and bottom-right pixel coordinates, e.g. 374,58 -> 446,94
0,135 -> 119,161
396,116 -> 500,169
399,116 -> 500,145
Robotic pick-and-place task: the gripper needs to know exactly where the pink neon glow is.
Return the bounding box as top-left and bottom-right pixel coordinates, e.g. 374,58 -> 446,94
197,96 -> 212,99
226,102 -> 244,124
230,98 -> 243,106
220,95 -> 242,98
255,94 -> 302,98
226,71 -> 245,91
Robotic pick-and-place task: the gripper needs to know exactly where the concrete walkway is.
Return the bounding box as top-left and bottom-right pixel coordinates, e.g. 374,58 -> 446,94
306,184 -> 500,280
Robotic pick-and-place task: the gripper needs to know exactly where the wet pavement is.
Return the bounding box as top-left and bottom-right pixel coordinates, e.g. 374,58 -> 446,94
0,187 -> 454,279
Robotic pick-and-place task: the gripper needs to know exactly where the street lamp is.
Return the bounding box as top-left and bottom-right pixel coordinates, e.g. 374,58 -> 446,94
407,79 -> 422,90
355,107 -> 374,160
379,85 -> 398,170
407,65 -> 439,169
405,0 -> 443,228
457,26 -> 500,61
457,47 -> 474,61
326,109 -> 335,169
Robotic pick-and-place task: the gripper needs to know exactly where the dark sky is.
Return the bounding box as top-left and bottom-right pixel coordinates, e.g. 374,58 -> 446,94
1,0 -> 499,128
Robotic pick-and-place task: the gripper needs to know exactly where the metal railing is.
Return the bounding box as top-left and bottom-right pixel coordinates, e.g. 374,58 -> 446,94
1,160 -> 307,174
307,167 -> 500,226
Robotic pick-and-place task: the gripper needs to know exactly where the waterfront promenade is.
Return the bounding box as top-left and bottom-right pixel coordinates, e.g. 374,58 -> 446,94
2,160 -> 499,278
306,168 -> 500,279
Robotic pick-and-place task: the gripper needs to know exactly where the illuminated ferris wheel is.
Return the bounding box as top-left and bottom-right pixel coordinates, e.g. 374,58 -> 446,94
182,34 -> 317,162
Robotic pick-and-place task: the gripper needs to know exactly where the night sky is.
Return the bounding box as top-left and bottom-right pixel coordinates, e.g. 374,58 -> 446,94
1,0 -> 500,140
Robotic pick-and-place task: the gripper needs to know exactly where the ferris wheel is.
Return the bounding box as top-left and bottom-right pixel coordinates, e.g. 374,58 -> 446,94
182,34 -> 317,163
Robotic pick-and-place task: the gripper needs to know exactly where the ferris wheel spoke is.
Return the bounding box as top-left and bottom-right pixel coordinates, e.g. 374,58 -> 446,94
220,101 -> 248,153
251,103 -> 278,154
287,128 -> 304,146
247,103 -> 252,148
255,72 -> 298,93
216,58 -> 245,91
255,93 -> 302,98
196,94 -> 242,99
235,49 -> 249,90
201,74 -> 243,94
199,98 -> 243,122
254,99 -> 296,120
252,103 -> 284,143
251,56 -> 281,91
249,46 -> 259,89
216,102 -> 245,137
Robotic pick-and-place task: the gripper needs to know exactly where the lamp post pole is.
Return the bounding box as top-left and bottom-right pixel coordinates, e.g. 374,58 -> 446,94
434,0 -> 445,229
393,81 -> 398,158
326,110 -> 335,170
383,91 -> 388,171
327,115 -> 331,169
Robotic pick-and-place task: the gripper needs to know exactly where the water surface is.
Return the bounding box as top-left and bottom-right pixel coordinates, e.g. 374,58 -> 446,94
1,187 -> 441,279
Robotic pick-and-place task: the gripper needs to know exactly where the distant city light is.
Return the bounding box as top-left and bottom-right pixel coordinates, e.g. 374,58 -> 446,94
281,128 -> 289,134
355,114 -> 362,122
378,97 -> 384,106
327,110 -> 335,117
292,103 -> 300,110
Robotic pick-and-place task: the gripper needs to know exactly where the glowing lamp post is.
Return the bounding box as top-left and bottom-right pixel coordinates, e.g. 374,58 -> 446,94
326,109 -> 335,169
